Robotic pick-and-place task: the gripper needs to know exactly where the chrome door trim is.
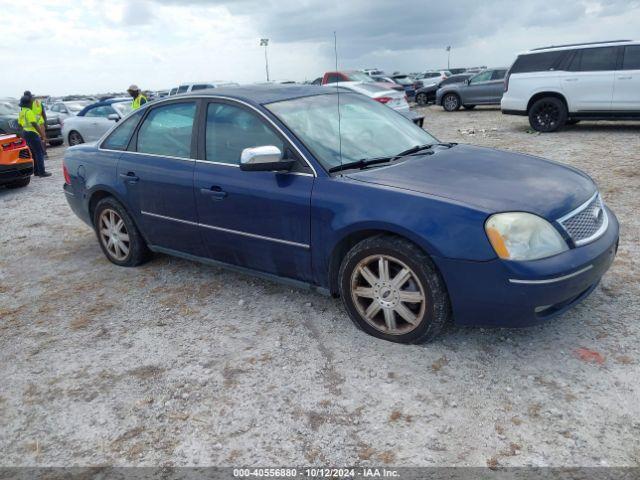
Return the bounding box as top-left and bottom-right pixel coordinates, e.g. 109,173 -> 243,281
141,210 -> 310,249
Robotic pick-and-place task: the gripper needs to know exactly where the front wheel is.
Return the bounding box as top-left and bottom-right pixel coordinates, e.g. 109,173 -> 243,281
415,93 -> 428,106
442,93 -> 461,112
339,235 -> 451,344
68,131 -> 84,146
528,97 -> 567,132
93,197 -> 150,267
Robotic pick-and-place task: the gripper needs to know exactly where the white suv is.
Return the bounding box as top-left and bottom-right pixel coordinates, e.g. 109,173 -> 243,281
502,40 -> 640,131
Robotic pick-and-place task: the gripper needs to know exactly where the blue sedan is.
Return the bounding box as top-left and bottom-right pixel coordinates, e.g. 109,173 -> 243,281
63,85 -> 618,344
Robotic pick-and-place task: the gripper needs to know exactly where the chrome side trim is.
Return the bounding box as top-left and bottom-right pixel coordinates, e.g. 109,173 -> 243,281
140,210 -> 310,249
100,148 -> 195,162
194,159 -> 314,176
508,265 -> 593,285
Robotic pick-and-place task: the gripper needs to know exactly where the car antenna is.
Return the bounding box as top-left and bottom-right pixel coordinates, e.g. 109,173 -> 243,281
334,31 -> 343,176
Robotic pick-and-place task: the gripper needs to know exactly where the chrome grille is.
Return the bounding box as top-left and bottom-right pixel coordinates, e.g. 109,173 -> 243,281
558,193 -> 607,246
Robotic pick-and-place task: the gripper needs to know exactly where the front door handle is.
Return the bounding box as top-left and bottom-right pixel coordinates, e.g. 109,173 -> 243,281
200,186 -> 227,200
120,172 -> 139,183
564,78 -> 578,82
618,76 -> 632,80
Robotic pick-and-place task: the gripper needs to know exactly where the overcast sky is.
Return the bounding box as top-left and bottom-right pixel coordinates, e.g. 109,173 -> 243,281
1,0 -> 639,96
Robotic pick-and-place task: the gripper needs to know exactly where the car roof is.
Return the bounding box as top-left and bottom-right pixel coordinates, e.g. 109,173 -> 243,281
174,84 -> 334,106
525,39 -> 637,54
78,98 -> 129,116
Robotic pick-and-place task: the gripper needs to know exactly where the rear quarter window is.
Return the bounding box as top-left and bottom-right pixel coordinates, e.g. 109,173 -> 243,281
622,45 -> 640,70
510,51 -> 566,73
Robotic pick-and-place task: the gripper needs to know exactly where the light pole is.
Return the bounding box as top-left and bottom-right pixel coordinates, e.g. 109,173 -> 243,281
260,38 -> 270,82
446,45 -> 451,70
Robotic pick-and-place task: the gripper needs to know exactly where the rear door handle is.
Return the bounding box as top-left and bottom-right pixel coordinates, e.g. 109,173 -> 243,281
618,76 -> 632,80
564,78 -> 578,82
120,172 -> 139,183
200,186 -> 227,200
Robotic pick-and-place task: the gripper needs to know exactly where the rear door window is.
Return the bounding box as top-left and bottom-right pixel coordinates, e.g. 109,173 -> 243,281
136,102 -> 196,158
491,69 -> 507,80
469,70 -> 492,84
85,105 -> 116,117
568,47 -> 617,71
622,45 -> 640,70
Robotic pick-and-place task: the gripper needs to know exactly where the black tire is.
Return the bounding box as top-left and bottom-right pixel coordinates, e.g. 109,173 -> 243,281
442,93 -> 461,112
338,235 -> 451,344
528,97 -> 567,132
5,176 -> 31,189
49,140 -> 64,147
415,93 -> 428,106
463,105 -> 476,110
68,131 -> 84,146
93,196 -> 150,267
566,119 -> 580,125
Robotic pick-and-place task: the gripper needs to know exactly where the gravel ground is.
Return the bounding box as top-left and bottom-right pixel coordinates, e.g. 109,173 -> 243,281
1,107 -> 639,468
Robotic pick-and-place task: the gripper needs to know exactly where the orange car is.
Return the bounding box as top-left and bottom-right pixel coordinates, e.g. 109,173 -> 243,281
0,134 -> 33,188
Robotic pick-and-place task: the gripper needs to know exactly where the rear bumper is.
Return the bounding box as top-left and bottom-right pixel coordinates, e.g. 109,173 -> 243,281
0,161 -> 33,185
434,207 -> 619,327
63,182 -> 92,226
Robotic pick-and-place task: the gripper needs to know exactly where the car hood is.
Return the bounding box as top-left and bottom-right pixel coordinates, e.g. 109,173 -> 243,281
346,144 -> 596,220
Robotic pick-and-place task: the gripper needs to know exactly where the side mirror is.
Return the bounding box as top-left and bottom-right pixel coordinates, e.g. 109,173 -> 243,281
240,146 -> 294,172
107,113 -> 120,122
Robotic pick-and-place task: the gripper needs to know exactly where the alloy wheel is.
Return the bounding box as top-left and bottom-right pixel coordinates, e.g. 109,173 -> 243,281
443,94 -> 459,111
350,254 -> 426,335
69,132 -> 83,145
98,208 -> 131,261
532,102 -> 559,130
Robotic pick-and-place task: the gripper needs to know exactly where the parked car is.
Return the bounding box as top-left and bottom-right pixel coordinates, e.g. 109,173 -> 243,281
415,74 -> 472,106
63,85 -> 618,344
49,100 -> 91,119
62,98 -> 131,145
321,71 -> 404,92
0,99 -> 63,146
371,74 -> 422,100
448,68 -> 468,75
418,70 -> 452,83
502,39 -> 640,132
0,133 -> 33,189
330,82 -> 424,126
170,82 -> 239,95
362,68 -> 385,76
436,68 -> 508,111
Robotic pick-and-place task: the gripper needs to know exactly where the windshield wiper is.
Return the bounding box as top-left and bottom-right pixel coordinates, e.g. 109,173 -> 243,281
327,143 -> 457,174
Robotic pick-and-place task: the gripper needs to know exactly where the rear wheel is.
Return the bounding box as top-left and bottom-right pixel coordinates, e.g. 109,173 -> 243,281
415,93 -> 428,106
528,97 -> 567,132
68,131 -> 84,146
93,197 -> 150,267
442,93 -> 461,112
339,235 -> 450,344
5,177 -> 31,189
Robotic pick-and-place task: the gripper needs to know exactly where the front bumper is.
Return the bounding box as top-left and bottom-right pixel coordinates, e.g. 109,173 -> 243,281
433,207 -> 619,327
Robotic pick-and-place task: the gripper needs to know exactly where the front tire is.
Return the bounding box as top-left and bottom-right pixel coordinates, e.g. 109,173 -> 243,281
415,93 -> 428,106
339,235 -> 450,344
442,93 -> 461,112
68,131 -> 84,146
93,197 -> 150,267
528,97 -> 567,132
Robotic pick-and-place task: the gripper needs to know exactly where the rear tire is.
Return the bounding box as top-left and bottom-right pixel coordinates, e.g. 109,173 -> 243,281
442,93 -> 461,112
415,93 -> 428,106
528,97 -> 567,132
5,177 -> 31,189
68,131 -> 84,146
338,235 -> 450,344
93,197 -> 150,267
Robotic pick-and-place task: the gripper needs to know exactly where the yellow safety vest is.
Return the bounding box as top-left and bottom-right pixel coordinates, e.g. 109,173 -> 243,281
132,94 -> 147,110
32,99 -> 45,125
18,107 -> 39,135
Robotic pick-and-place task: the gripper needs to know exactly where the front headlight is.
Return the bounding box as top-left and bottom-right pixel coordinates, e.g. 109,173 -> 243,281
485,212 -> 568,261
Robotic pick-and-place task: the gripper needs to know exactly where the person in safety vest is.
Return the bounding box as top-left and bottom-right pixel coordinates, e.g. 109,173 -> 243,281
18,95 -> 50,177
127,85 -> 147,110
24,91 -> 48,157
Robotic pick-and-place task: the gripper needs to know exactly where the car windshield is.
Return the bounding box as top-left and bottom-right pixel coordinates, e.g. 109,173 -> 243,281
66,102 -> 87,113
266,93 -> 437,172
0,102 -> 18,115
112,102 -> 132,117
347,72 -> 375,82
